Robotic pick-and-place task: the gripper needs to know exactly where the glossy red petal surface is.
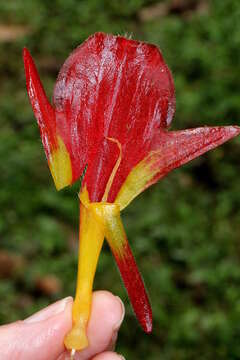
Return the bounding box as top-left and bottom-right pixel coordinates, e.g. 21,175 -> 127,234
146,125 -> 240,191
53,33 -> 175,199
115,125 -> 240,209
149,125 -> 240,183
23,48 -> 57,158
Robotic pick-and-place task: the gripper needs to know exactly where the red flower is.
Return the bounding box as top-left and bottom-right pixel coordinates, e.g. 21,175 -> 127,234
23,33 -> 240,351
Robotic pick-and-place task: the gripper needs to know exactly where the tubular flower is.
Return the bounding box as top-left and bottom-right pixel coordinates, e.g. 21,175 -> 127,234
23,32 -> 240,351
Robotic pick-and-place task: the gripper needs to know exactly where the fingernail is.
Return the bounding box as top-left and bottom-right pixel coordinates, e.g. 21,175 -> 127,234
108,297 -> 125,351
114,296 -> 125,331
24,297 -> 72,324
107,330 -> 118,351
118,355 -> 126,360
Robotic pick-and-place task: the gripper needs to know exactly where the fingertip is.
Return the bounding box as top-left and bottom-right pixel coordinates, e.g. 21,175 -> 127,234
24,296 -> 73,324
64,291 -> 125,359
92,351 -> 125,360
91,291 -> 125,331
0,297 -> 73,360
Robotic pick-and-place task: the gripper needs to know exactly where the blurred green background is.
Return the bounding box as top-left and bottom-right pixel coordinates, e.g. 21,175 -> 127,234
0,0 -> 240,359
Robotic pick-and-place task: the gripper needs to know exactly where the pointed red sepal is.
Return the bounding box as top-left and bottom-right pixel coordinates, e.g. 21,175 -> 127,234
88,199 -> 152,333
150,125 -> 240,182
111,240 -> 152,333
116,125 -> 240,209
23,48 -> 57,157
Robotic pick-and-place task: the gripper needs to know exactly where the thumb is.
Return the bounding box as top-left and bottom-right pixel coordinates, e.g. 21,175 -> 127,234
0,297 -> 73,360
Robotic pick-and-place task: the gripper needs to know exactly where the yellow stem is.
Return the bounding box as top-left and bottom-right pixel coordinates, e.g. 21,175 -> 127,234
64,201 -> 104,350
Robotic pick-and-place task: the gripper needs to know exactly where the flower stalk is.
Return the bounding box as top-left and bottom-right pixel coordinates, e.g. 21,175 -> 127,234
64,200 -> 104,350
65,185 -> 152,350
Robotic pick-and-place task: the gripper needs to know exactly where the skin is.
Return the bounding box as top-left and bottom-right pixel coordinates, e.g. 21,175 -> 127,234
0,291 -> 125,360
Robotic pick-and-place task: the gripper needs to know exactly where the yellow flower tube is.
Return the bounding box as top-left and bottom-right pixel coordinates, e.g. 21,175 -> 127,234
64,196 -> 104,350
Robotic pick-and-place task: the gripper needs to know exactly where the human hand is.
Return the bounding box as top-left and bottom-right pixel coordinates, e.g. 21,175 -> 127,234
0,291 -> 125,360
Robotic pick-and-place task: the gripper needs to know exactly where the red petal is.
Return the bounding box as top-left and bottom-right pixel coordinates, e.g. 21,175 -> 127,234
23,48 -> 73,190
23,48 -> 57,157
115,126 -> 240,209
150,126 -> 240,179
53,33 -> 175,199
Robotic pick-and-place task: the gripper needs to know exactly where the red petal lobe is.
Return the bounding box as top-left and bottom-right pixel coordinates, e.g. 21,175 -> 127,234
23,48 -> 56,158
116,125 -> 240,209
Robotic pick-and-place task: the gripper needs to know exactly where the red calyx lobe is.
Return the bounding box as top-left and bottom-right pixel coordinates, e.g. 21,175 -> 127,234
23,48 -> 57,158
53,32 -> 175,201
147,126 -> 240,187
111,240 -> 152,333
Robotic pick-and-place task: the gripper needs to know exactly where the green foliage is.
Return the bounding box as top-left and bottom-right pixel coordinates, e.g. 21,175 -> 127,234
0,0 -> 240,358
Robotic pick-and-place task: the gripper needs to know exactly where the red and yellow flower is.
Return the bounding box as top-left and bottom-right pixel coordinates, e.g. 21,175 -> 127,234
23,32 -> 240,351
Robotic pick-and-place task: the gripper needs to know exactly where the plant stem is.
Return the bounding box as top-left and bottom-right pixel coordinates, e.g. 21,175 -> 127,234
64,202 -> 104,350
